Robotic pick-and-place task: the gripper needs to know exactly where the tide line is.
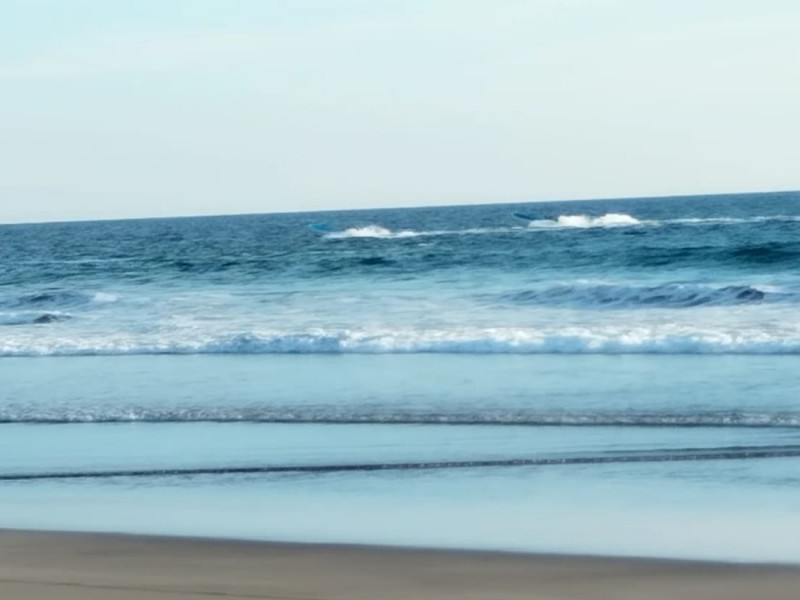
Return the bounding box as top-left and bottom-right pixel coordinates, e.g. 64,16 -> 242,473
4,444 -> 800,481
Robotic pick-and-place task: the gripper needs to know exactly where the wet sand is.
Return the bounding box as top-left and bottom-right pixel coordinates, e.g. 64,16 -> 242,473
1,529 -> 799,599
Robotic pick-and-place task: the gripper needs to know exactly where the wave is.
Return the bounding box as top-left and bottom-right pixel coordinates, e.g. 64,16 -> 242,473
727,242 -> 800,265
667,215 -> 800,226
625,242 -> 800,269
514,212 -> 800,230
0,290 -> 117,310
4,328 -> 800,356
499,283 -> 779,309
0,312 -> 70,326
314,213 -> 800,240
4,407 -> 800,427
523,213 -> 642,229
4,444 -> 799,481
324,225 -> 418,239
321,224 -> 512,239
321,220 -> 647,239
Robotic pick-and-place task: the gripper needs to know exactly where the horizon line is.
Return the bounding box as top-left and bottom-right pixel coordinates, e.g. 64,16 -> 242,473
1,187 -> 797,227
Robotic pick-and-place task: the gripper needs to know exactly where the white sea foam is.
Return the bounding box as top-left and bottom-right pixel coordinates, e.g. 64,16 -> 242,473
666,215 -> 800,226
527,213 -> 642,229
517,213 -> 800,230
314,213 -> 796,238
4,405 -> 800,427
91,292 -> 119,304
324,225 -> 529,239
325,225 -> 418,239
2,327 -> 800,356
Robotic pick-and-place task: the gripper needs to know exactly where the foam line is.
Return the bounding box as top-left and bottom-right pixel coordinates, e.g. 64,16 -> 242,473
3,411 -> 800,427
3,329 -> 800,356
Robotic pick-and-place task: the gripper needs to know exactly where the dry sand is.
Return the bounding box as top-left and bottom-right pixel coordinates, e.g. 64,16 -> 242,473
1,529 -> 799,599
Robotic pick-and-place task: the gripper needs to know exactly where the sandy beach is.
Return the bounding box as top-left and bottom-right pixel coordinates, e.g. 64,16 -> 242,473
0,530 -> 798,600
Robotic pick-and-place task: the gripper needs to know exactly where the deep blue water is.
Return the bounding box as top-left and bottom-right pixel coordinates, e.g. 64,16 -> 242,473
2,191 -> 800,561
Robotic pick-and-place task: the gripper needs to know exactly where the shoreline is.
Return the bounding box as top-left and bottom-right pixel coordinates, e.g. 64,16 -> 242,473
2,529 -> 800,599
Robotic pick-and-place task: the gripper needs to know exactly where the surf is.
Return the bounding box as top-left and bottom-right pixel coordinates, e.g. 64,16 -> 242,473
514,212 -> 642,228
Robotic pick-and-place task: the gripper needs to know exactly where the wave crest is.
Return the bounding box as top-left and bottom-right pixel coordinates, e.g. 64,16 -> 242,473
500,283 -> 772,309
3,328 -> 800,356
524,213 -> 642,229
325,225 -> 417,239
4,406 -> 800,427
0,290 -> 117,309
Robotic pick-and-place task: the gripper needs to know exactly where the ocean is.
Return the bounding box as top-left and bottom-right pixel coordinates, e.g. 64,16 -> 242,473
2,191 -> 800,562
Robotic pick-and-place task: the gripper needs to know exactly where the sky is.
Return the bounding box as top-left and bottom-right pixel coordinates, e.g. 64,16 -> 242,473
1,0 -> 799,223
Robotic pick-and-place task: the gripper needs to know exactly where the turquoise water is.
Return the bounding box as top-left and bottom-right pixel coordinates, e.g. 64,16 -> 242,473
2,191 -> 800,561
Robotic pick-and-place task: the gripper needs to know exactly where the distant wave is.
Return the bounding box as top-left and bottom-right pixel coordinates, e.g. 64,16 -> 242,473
726,242 -> 800,265
316,213 -> 800,240
3,328 -> 800,355
499,283 -> 780,309
4,444 -> 799,481
321,220 -> 646,239
523,213 -> 642,229
4,407 -> 800,427
623,242 -> 800,269
667,215 -> 800,226
322,224 -> 510,239
325,225 -> 415,239
515,213 -> 800,230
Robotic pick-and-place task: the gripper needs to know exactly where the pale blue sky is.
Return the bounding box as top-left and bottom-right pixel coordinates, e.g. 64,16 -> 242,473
2,0 -> 799,223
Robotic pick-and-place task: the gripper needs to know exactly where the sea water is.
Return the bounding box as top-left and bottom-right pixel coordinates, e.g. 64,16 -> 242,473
2,191 -> 800,562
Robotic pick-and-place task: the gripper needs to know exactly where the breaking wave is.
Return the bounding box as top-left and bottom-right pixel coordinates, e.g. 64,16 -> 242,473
313,213 -> 800,240
4,406 -> 800,427
514,213 -> 800,230
3,328 -> 800,356
321,224 -> 511,239
324,225 -> 417,239
524,213 -> 642,229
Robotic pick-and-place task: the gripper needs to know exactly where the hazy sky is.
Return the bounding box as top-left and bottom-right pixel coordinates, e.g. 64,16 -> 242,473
2,0 -> 799,223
